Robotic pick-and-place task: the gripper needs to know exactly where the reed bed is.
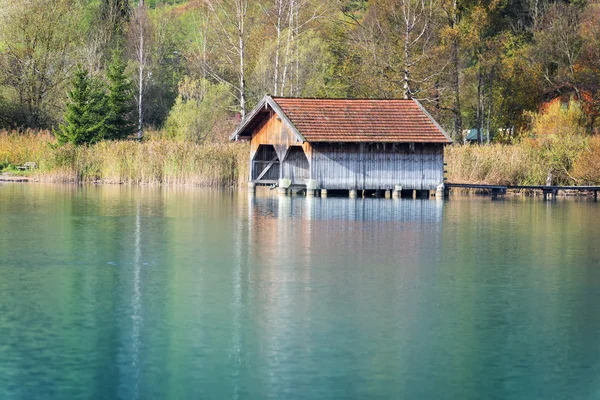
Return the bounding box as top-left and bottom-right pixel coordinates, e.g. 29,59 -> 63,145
446,136 -> 600,186
3,130 -> 599,188
445,143 -> 541,185
0,130 -> 249,186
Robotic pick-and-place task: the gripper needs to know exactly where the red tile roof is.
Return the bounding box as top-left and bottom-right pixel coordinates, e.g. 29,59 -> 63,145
272,97 -> 451,143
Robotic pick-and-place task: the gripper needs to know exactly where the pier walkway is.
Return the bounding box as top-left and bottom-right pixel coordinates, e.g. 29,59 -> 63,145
446,183 -> 600,200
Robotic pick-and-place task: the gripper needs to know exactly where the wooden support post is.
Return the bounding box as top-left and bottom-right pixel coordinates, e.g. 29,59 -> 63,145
436,184 -> 445,199
307,189 -> 315,197
321,189 -> 328,197
349,189 -> 358,199
248,182 -> 256,195
385,190 -> 391,199
542,187 -> 558,201
412,190 -> 417,199
392,185 -> 402,199
491,188 -> 500,200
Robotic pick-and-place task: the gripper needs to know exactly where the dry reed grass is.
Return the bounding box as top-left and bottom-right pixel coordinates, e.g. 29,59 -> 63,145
0,130 -> 249,186
446,135 -> 599,186
3,129 -> 598,188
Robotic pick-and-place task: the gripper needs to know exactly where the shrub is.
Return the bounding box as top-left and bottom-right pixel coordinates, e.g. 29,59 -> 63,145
165,78 -> 234,143
573,136 -> 600,184
527,98 -> 588,138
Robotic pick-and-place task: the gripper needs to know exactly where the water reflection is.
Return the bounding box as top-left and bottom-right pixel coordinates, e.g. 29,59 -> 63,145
1,185 -> 600,399
249,193 -> 444,223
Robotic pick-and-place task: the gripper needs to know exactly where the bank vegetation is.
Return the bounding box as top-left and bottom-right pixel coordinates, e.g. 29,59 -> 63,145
0,130 -> 249,186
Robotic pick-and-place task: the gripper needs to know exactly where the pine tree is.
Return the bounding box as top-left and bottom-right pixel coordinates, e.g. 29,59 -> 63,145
105,48 -> 135,140
56,67 -> 107,146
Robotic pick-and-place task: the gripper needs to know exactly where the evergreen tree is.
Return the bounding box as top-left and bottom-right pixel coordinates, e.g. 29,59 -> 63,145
56,67 -> 107,146
105,48 -> 136,140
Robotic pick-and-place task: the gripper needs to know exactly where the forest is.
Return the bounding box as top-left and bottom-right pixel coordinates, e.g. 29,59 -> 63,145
1,0 -> 599,185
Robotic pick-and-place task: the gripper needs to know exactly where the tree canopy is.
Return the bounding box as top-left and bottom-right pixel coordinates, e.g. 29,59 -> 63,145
0,0 -> 599,141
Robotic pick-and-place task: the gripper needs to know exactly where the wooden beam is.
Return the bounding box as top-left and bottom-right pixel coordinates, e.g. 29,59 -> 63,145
255,155 -> 279,181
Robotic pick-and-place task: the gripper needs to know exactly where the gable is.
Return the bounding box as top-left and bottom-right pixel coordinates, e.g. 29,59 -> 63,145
230,96 -> 305,144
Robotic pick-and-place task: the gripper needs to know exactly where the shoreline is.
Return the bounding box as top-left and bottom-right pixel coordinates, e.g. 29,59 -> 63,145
1,176 -> 598,198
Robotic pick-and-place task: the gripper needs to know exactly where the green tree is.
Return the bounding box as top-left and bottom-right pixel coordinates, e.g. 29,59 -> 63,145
106,48 -> 136,140
56,67 -> 108,146
0,0 -> 83,127
165,77 -> 233,143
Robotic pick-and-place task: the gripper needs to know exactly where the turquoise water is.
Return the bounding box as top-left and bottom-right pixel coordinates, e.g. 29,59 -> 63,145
1,184 -> 600,400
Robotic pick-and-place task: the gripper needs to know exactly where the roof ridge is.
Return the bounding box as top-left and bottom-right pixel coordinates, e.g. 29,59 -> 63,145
271,97 -> 416,101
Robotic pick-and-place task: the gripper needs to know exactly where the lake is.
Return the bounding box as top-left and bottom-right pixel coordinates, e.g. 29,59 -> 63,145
1,184 -> 600,400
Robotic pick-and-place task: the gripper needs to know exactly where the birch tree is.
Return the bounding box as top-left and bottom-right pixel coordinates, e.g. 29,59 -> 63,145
392,0 -> 437,99
205,0 -> 250,117
272,0 -> 286,96
280,0 -> 327,96
129,0 -> 151,139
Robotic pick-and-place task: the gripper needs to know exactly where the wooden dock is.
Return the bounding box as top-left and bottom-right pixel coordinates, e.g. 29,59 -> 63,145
0,175 -> 30,182
446,183 -> 600,200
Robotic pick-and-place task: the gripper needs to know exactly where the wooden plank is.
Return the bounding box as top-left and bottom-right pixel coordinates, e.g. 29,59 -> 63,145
255,155 -> 279,181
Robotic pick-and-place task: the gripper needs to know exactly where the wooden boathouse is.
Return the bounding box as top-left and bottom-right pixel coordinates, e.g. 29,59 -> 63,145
231,96 -> 452,197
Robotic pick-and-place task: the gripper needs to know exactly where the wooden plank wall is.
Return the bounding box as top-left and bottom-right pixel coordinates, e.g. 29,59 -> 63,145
310,143 -> 444,190
282,146 -> 310,184
249,111 -> 311,163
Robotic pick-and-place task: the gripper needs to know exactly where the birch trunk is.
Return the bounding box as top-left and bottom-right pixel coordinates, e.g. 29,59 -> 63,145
281,0 -> 295,96
273,0 -> 284,96
137,0 -> 145,140
403,23 -> 411,99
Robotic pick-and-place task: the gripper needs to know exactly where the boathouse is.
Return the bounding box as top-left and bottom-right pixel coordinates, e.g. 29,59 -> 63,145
231,96 -> 452,196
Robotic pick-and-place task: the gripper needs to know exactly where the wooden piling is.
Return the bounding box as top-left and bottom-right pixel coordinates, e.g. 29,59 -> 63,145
436,184 -> 445,199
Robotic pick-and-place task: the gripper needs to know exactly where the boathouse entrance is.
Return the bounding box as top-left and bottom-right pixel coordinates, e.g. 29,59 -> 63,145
282,146 -> 310,185
252,145 -> 280,184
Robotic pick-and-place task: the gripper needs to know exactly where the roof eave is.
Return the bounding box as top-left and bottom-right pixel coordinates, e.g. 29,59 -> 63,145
229,96 -> 268,141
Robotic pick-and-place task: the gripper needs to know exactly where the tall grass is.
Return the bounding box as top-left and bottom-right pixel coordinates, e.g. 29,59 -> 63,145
446,136 -> 600,186
446,99 -> 600,186
445,143 -> 540,185
3,129 -> 598,188
0,130 -> 249,186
